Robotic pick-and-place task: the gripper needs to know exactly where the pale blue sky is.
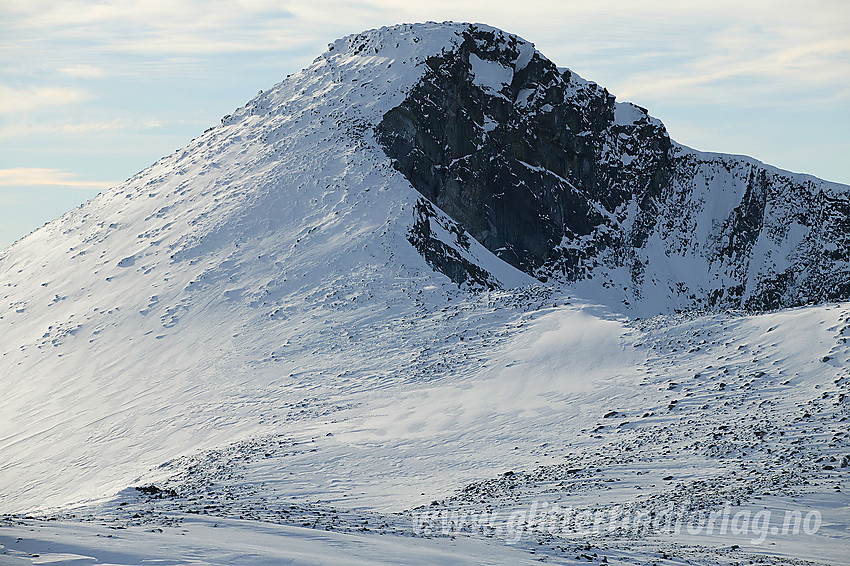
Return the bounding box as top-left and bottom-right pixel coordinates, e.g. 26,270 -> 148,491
2,0 -> 848,250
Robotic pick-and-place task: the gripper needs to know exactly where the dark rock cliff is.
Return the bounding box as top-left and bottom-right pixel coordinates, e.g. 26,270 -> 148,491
376,24 -> 850,314
377,26 -> 671,281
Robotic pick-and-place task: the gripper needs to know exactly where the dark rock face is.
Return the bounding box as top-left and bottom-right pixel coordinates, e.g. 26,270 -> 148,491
377,24 -> 850,313
407,199 -> 499,290
663,151 -> 850,312
377,26 -> 672,280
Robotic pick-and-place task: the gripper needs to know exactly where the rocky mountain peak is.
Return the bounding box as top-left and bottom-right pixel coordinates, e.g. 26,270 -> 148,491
374,23 -> 850,314
1,27 -> 849,564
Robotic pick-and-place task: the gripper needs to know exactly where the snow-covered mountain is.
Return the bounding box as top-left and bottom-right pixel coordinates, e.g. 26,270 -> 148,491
374,25 -> 850,314
1,22 -> 848,565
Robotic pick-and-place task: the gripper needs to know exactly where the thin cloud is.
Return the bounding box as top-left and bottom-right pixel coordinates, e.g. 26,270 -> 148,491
0,85 -> 91,114
59,64 -> 106,79
0,119 -> 163,140
0,168 -> 115,190
615,36 -> 850,104
5,0 -> 304,56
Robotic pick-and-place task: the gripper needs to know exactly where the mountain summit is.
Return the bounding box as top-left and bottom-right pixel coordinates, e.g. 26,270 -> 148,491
372,24 -> 850,313
1,23 -> 848,565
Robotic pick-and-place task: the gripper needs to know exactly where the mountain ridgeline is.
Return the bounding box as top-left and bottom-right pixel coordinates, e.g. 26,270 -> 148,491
376,24 -> 850,313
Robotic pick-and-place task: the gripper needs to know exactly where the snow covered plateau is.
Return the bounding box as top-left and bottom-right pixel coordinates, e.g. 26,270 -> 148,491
1,22 -> 848,565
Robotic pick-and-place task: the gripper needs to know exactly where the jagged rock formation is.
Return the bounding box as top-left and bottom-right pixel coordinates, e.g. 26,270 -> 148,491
376,24 -> 850,313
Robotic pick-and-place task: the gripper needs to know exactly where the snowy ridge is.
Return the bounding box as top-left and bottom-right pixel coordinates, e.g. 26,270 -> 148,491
1,22 -> 848,566
0,21 -> 512,514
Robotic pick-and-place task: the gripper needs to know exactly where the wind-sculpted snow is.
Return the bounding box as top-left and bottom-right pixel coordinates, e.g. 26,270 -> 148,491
1,22 -> 848,566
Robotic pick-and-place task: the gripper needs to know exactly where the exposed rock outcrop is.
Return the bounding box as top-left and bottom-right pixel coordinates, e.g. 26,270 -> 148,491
376,24 -> 850,313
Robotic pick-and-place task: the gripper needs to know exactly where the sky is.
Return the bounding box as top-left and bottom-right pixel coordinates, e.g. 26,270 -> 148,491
1,0 -> 848,250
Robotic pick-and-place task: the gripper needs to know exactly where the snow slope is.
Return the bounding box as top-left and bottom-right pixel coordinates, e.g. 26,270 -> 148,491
0,515 -> 552,566
1,22 -> 515,514
1,22 -> 848,566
